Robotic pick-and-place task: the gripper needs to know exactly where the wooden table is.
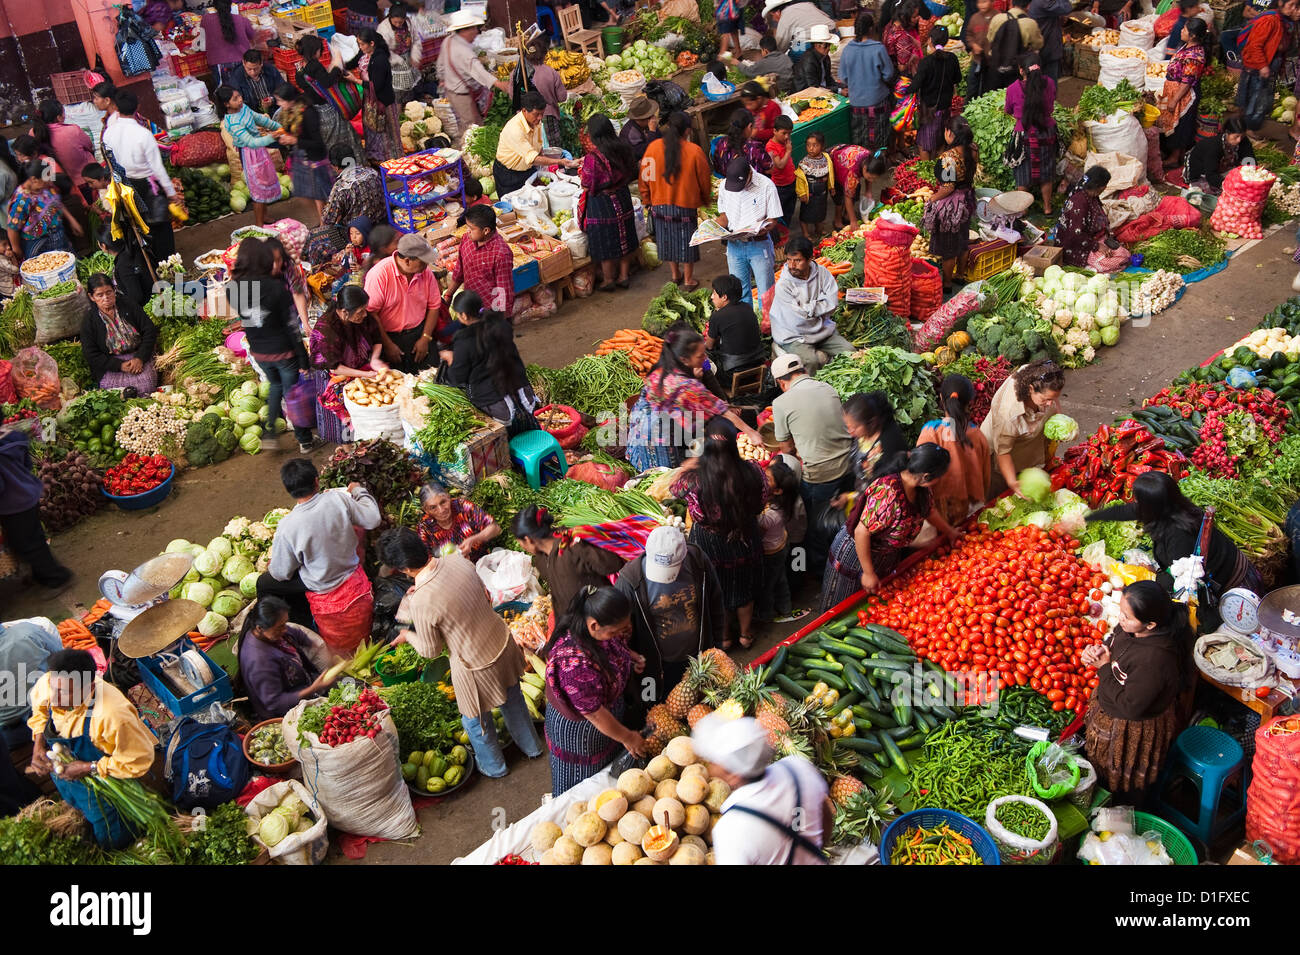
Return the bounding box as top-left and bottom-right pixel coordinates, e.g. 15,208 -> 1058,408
687,94 -> 742,153
1199,670 -> 1300,720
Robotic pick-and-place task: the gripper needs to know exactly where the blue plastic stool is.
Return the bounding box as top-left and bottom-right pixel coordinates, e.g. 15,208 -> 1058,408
510,429 -> 567,490
1153,726 -> 1248,847
535,4 -> 558,42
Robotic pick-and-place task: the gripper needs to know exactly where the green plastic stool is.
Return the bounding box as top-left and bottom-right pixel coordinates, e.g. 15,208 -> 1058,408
509,429 -> 567,489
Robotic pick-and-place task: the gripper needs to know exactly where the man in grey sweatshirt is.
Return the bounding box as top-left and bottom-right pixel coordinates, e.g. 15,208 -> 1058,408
768,236 -> 855,375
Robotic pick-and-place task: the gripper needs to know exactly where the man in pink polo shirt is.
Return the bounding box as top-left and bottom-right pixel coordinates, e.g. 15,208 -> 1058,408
364,233 -> 443,373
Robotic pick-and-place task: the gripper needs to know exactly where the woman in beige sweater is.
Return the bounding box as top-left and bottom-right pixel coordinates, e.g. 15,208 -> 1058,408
379,528 -> 541,777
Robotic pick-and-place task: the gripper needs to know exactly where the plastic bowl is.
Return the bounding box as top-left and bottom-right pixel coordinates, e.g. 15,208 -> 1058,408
242,718 -> 298,775
224,331 -> 248,357
880,809 -> 1001,865
375,648 -> 423,686
103,463 -> 176,511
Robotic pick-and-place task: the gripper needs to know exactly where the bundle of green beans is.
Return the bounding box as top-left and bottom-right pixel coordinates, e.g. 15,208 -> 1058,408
542,352 -> 645,418
994,800 -> 1051,841
908,719 -> 1034,818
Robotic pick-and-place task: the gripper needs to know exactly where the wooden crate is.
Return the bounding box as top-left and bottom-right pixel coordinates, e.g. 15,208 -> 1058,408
440,419 -> 510,490
536,243 -> 573,283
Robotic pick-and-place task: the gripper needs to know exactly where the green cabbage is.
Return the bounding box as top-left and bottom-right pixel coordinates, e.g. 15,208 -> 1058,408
183,582 -> 215,608
263,508 -> 289,528
182,567 -> 200,584
240,571 -> 260,598
211,590 -> 244,617
207,536 -> 233,561
193,549 -> 223,578
198,611 -> 228,638
258,811 -> 289,847
165,539 -> 192,553
1100,325 -> 1120,347
240,380 -> 259,397
1044,414 -> 1079,442
1018,467 -> 1053,504
200,576 -> 224,594
222,555 -> 255,583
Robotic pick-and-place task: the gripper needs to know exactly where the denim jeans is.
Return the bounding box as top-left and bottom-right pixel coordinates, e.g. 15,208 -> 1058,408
725,237 -> 776,309
260,357 -> 313,444
1236,69 -> 1274,130
800,472 -> 852,580
461,683 -> 542,778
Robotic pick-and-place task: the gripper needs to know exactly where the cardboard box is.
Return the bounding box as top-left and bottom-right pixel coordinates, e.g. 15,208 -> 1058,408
272,16 -> 315,45
1226,844 -> 1267,865
1022,244 -> 1064,275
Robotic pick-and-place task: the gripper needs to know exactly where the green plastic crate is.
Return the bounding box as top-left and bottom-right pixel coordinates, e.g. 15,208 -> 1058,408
792,101 -> 851,165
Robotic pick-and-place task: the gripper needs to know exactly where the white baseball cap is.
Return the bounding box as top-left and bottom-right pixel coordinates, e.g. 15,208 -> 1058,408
692,713 -> 772,777
643,525 -> 687,584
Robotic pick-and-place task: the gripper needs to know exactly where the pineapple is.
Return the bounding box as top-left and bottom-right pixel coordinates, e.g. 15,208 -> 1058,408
664,680 -> 697,721
703,685 -> 745,721
645,703 -> 686,743
665,655 -> 722,720
830,786 -> 898,847
829,774 -> 865,806
755,708 -> 791,747
686,703 -> 714,728
700,647 -> 739,684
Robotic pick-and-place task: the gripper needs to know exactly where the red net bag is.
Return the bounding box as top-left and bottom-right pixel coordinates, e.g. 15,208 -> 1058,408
170,130 -> 226,167
0,360 -> 17,404
909,258 -> 943,322
536,404 -> 587,449
1210,166 -> 1276,240
566,459 -> 631,490
1245,715 -> 1300,864
864,233 -> 913,319
912,288 -> 984,351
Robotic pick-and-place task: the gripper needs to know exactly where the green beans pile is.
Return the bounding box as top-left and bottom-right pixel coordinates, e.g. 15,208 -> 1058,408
909,719 -> 1034,818
994,800 -> 1050,841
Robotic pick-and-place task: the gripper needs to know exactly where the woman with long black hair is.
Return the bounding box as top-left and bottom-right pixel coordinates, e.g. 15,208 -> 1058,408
625,326 -> 764,470
639,111 -> 712,290
1157,18 -> 1212,168
923,114 -> 979,287
200,0 -> 260,85
441,289 -> 539,433
513,505 -> 626,616
916,373 -> 990,524
542,586 -> 647,796
0,138 -> 21,243
80,273 -> 159,393
1086,471 -> 1261,631
273,83 -> 334,222
579,114 -> 641,291
671,416 -> 767,649
1056,164 -> 1129,271
5,159 -> 80,262
1004,53 -> 1058,214
236,596 -> 336,722
32,100 -> 95,196
1082,581 -> 1195,803
356,28 -> 401,162
821,444 -> 961,612
711,107 -> 773,178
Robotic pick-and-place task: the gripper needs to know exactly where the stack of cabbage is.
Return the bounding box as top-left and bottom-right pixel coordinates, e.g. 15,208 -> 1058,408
163,508 -> 291,638
1028,266 -> 1136,368
183,379 -> 288,466
978,470 -> 1091,533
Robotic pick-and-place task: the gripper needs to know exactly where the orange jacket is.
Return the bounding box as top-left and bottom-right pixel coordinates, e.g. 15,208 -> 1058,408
638,138 -> 713,210
1242,11 -> 1287,72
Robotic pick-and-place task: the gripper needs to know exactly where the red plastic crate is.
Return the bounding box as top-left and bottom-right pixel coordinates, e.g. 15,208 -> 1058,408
170,51 -> 210,77
272,46 -> 304,76
51,70 -> 93,105
332,5 -> 349,33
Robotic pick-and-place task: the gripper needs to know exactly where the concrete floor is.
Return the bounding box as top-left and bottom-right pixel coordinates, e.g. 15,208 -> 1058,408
6,104 -> 1299,862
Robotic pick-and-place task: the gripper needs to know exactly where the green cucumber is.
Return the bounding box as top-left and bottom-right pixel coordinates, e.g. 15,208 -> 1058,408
874,751 -> 890,767
828,691 -> 861,715
800,670 -> 848,692
852,716 -> 874,733
824,619 -> 850,637
912,710 -> 934,733
775,674 -> 810,699
838,734 -> 882,753
861,624 -> 913,655
766,645 -> 789,678
896,731 -> 928,751
801,657 -> 844,673
885,724 -> 914,740
841,633 -> 877,652
788,639 -> 827,657
852,755 -> 884,779
819,637 -> 869,659
879,732 -> 910,774
855,706 -> 897,728
892,697 -> 913,728
842,667 -> 874,699
863,657 -> 913,673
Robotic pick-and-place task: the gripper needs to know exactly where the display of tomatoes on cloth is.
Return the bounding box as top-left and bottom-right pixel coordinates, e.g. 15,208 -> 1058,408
856,525 -> 1107,710
103,453 -> 171,496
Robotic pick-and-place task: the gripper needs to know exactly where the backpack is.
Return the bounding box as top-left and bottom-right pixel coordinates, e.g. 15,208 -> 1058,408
991,13 -> 1025,76
164,718 -> 251,810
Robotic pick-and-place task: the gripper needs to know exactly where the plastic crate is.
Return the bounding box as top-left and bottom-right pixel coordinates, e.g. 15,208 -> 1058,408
272,0 -> 334,27
959,238 -> 1016,281
51,70 -> 93,105
333,5 -> 350,32
881,809 -> 1001,865
512,258 -> 541,293
272,46 -> 304,77
170,51 -> 210,78
1133,811 -> 1198,865
136,638 -> 233,717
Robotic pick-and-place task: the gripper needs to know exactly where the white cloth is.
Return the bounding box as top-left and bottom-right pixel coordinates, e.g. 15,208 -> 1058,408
769,261 -> 840,344
713,756 -> 829,865
102,113 -> 175,196
717,169 -> 783,236
436,32 -> 498,95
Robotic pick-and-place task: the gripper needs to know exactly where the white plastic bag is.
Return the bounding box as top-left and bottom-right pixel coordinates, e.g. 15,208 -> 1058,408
1119,18 -> 1155,50
331,32 -> 361,66
283,700 -> 418,840
503,183 -> 548,215
523,211 -> 559,238
475,549 -> 536,606
1098,47 -> 1148,90
343,391 -> 404,441
985,795 -> 1059,865
244,779 -> 329,865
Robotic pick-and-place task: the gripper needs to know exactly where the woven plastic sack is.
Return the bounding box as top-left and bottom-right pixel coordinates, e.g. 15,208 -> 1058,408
10,347 -> 62,409
985,795 -> 1059,864
1245,715 -> 1300,863
342,389 -> 404,441
1098,47 -> 1148,90
908,258 -> 943,323
244,778 -> 329,864
1026,739 -> 1081,800
170,130 -> 226,167
33,284 -> 90,345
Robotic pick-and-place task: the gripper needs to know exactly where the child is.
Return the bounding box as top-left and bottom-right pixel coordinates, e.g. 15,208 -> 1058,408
80,162 -> 112,246
455,176 -> 491,226
756,458 -> 809,623
215,85 -> 287,228
445,203 -> 515,316
702,60 -> 735,97
830,144 -> 887,230
329,215 -> 372,293
767,115 -> 797,225
915,373 -> 991,524
796,132 -> 835,240
715,0 -> 743,59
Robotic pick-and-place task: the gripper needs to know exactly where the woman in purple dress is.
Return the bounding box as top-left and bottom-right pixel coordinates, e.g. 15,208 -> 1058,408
80,274 -> 158,393
308,284 -> 387,443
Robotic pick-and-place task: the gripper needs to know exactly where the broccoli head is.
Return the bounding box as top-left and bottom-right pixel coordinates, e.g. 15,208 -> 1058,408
999,335 -> 1028,363
200,412 -> 221,430
216,427 -> 239,452
1020,326 -> 1043,354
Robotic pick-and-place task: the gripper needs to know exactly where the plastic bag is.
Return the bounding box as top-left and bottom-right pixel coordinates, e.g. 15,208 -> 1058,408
11,347 -> 62,409
1098,47 -> 1148,90
912,287 -> 981,350
985,795 -> 1059,865
0,360 -> 16,404
567,459 -> 631,490
1026,740 -> 1081,800
284,375 -> 319,429
244,778 -> 330,865
571,265 -> 595,297
503,184 -> 548,215
1246,715 -> 1300,863
476,549 -> 535,606
1085,111 -> 1148,165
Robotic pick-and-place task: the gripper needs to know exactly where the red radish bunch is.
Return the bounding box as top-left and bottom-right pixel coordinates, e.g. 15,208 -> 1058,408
319,688 -> 387,745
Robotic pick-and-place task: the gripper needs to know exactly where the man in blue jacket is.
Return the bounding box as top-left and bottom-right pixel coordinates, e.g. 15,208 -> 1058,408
837,12 -> 896,151
0,428 -> 71,593
1026,0 -> 1074,80
230,50 -> 285,116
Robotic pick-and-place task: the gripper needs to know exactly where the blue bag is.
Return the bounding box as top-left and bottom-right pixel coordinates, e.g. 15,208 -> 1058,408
164,717 -> 251,810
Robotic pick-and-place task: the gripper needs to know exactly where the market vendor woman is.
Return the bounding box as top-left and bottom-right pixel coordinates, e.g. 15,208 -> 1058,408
512,504 -> 625,615
980,358 -> 1064,497
81,273 -> 159,393
1082,581 -> 1193,802
309,284 -> 387,443
237,596 -> 338,722
1057,165 -> 1129,272
416,481 -> 500,563
27,649 -> 156,848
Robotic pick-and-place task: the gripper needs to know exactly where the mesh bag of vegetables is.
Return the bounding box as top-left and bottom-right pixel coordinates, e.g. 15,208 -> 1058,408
984,794 -> 1059,865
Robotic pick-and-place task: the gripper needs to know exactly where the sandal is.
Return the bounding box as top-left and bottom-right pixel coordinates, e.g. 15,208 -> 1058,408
721,639 -> 735,651
680,281 -> 700,291
616,278 -> 630,289
597,283 -> 617,293
738,635 -> 756,650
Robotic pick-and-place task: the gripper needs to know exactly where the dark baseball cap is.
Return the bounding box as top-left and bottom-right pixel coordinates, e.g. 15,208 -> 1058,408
724,156 -> 752,192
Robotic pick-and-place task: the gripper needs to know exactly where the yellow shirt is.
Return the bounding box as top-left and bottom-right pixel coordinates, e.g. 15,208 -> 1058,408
495,111 -> 542,172
27,674 -> 156,780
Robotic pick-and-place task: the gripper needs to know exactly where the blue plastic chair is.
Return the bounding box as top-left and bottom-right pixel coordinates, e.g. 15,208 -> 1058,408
1153,726 -> 1248,847
509,429 -> 568,490
535,4 -> 558,42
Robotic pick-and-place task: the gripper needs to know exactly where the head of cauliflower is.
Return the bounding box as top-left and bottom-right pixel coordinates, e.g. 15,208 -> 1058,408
224,516 -> 251,539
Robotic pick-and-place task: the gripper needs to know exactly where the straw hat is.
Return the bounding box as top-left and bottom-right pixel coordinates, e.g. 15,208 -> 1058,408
987,190 -> 1034,217
807,24 -> 839,45
443,9 -> 486,31
117,599 -> 207,659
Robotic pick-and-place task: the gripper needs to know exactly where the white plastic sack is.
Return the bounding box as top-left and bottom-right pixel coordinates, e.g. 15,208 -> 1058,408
283,699 -> 418,840
1119,18 -> 1155,50
331,33 -> 360,67
244,779 -> 329,865
343,391 -> 404,441
476,549 -> 535,605
472,28 -> 508,53
503,183 -> 547,214
523,211 -> 560,237
985,795 -> 1059,865
1085,111 -> 1148,164
1084,150 -> 1145,192
1098,47 -> 1148,90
